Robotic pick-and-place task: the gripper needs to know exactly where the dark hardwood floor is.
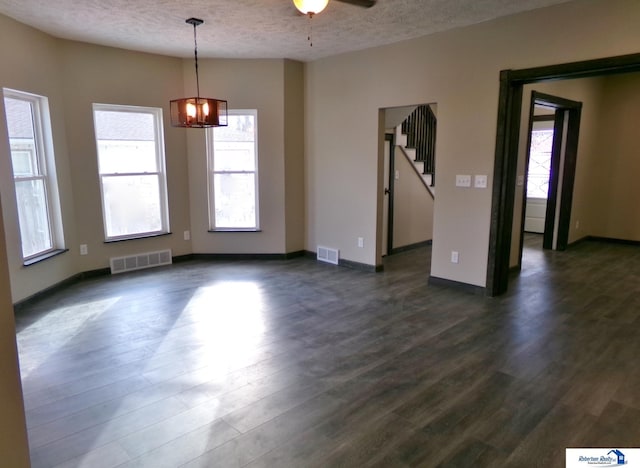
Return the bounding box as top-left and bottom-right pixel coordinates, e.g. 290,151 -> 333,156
15,237 -> 640,467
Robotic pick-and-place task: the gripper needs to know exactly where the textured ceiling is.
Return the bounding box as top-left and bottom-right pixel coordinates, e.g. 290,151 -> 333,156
0,0 -> 573,62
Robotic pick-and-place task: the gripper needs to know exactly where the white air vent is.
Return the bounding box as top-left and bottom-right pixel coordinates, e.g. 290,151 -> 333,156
317,246 -> 339,265
110,249 -> 172,274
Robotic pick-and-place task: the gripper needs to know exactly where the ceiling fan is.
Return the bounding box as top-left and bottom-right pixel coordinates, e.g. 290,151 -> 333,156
293,0 -> 376,16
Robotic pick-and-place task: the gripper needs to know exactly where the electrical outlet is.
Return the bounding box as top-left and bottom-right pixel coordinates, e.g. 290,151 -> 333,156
451,251 -> 459,264
474,175 -> 488,188
357,237 -> 364,248
183,230 -> 190,241
80,244 -> 88,255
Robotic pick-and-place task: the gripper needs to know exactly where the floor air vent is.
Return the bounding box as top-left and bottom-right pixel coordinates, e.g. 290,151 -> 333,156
110,249 -> 172,274
317,246 -> 339,265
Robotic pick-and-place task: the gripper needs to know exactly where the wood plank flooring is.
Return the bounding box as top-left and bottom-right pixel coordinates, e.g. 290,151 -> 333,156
14,236 -> 640,467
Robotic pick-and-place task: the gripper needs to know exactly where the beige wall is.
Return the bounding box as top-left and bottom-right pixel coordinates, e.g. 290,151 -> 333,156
305,0 -> 640,286
0,15 -> 78,303
392,151 -> 434,249
186,58 -> 304,254
284,60 -> 306,253
0,197 -> 30,465
59,41 -> 191,272
1,20 -> 305,302
589,72 -> 640,240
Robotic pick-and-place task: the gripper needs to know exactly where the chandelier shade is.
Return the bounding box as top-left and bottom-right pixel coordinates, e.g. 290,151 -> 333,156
293,0 -> 329,15
170,18 -> 227,128
170,97 -> 227,128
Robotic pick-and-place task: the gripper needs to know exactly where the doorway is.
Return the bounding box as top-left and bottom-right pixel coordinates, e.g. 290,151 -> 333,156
487,52 -> 640,296
515,92 -> 582,270
380,105 -> 435,261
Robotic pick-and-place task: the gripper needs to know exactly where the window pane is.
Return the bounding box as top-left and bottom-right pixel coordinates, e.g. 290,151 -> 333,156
94,110 -> 157,173
214,173 -> 256,228
96,140 -> 157,174
4,97 -> 39,176
10,149 -> 37,177
15,179 -> 52,257
93,104 -> 169,240
94,110 -> 155,140
213,141 -> 255,171
102,175 -> 162,237
527,129 -> 553,199
213,114 -> 256,171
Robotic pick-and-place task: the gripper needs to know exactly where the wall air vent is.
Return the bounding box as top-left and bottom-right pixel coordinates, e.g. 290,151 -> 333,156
110,249 -> 172,274
316,246 -> 339,265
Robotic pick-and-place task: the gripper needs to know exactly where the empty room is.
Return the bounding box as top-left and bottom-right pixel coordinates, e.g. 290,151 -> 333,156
1,0 -> 640,466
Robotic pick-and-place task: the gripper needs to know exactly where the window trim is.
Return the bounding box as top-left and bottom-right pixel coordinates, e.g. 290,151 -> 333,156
92,103 -> 170,242
3,88 -> 65,262
206,109 -> 260,231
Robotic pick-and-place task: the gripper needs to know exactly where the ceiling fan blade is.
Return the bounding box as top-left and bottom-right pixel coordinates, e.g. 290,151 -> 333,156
335,0 -> 377,8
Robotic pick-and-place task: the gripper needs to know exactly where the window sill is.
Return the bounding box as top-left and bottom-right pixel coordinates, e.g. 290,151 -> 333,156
23,248 -> 68,267
208,229 -> 262,233
104,232 -> 172,243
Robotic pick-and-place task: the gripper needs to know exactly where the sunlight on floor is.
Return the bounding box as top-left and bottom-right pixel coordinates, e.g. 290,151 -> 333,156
175,281 -> 266,378
16,297 -> 121,379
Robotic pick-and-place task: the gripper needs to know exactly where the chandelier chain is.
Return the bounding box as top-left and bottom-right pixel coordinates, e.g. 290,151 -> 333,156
192,22 -> 200,99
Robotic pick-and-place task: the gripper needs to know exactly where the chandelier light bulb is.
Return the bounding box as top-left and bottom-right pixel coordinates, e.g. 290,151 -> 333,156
293,0 -> 329,15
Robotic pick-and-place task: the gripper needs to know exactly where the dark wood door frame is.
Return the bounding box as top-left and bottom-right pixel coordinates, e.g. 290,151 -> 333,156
518,108 -> 553,267
522,91 -> 582,255
487,52 -> 640,297
385,133 -> 395,256
543,108 -> 567,249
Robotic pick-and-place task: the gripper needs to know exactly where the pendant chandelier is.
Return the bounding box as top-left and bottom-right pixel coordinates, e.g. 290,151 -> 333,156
170,18 -> 227,128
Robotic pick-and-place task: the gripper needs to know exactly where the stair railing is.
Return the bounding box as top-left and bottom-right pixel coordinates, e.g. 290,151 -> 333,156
401,105 -> 436,186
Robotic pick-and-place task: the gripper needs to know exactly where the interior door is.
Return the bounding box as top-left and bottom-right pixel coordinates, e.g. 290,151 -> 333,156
382,133 -> 395,256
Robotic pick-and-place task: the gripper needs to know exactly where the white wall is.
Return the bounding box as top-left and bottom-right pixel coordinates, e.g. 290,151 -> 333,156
305,0 -> 640,286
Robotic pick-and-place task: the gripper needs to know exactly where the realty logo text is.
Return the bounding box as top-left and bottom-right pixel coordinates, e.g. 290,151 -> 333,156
572,449 -> 627,466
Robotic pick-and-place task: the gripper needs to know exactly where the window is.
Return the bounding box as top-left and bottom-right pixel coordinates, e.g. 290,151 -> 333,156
527,123 -> 554,199
3,89 -> 64,261
207,110 -> 259,230
93,104 -> 169,240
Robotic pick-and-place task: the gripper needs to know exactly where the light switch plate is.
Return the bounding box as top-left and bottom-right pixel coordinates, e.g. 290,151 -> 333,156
456,175 -> 471,187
